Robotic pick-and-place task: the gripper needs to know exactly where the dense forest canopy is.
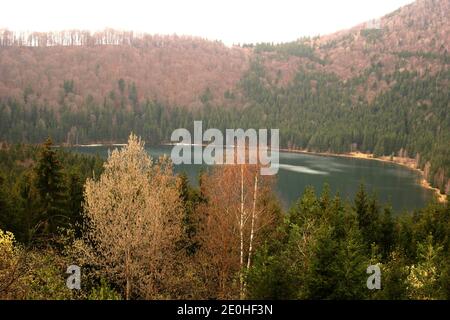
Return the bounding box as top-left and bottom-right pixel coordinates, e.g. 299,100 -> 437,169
0,0 -> 449,195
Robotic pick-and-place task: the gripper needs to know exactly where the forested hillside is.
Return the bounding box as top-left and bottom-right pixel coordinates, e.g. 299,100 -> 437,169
0,0 -> 449,194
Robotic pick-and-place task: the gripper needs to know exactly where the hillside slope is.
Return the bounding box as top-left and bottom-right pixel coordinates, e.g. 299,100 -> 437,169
0,33 -> 249,108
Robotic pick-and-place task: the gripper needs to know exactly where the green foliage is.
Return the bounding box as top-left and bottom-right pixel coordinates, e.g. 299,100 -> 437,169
354,184 -> 382,248
0,142 -> 103,243
247,185 -> 450,300
360,29 -> 383,43
118,78 -> 126,95
33,138 -> 69,234
407,235 -> 444,299
0,228 -> 76,300
128,82 -> 138,106
63,80 -> 74,95
177,172 -> 204,255
372,251 -> 409,299
200,87 -> 213,105
254,40 -> 324,64
327,225 -> 368,299
88,279 -> 122,300
24,250 -> 74,300
378,207 -> 396,259
0,171 -> 16,233
247,187 -> 369,299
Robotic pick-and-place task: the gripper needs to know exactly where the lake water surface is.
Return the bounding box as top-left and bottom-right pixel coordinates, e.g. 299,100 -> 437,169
69,145 -> 435,213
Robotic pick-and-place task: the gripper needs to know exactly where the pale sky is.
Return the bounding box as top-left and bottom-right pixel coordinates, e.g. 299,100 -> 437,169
0,0 -> 415,45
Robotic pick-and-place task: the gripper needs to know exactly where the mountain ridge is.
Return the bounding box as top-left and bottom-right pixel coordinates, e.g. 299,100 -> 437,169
0,0 -> 448,107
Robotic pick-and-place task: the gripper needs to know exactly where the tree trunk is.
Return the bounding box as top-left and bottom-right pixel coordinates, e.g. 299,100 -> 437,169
125,249 -> 130,300
239,165 -> 244,299
247,171 -> 258,270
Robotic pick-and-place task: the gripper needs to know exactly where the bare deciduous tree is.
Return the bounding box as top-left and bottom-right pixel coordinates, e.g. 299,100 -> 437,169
80,134 -> 183,299
195,163 -> 279,299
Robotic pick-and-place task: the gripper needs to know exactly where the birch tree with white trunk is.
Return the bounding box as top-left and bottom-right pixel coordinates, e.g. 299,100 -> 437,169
197,163 -> 278,299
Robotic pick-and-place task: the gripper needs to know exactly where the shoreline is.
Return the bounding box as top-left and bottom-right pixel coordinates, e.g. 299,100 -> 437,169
56,143 -> 127,147
61,142 -> 447,203
280,148 -> 447,203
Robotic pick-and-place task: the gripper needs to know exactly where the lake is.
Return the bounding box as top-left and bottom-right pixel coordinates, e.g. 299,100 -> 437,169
68,145 -> 435,213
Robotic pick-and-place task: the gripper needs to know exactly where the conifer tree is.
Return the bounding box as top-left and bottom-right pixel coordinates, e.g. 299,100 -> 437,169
177,172 -> 201,255
407,235 -> 443,299
66,170 -> 84,230
354,184 -> 380,247
374,250 -> 409,299
0,172 -> 12,231
33,138 -> 68,235
331,225 -> 368,299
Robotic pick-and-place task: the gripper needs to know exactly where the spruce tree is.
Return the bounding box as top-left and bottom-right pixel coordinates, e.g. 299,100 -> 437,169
378,207 -> 395,259
374,250 -> 409,299
354,184 -> 380,247
66,170 -> 84,230
0,171 -> 21,239
177,172 -> 201,255
0,172 -> 12,231
331,225 -> 368,299
306,223 -> 339,299
33,138 -> 68,235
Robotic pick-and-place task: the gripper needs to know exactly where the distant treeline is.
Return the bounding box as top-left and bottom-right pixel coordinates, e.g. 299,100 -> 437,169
0,28 -> 220,47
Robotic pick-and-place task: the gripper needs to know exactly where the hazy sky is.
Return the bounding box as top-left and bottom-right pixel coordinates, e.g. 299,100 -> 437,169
0,0 -> 415,45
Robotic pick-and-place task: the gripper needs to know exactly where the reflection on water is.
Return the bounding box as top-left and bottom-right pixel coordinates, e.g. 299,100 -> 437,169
278,164 -> 328,175
68,145 -> 435,214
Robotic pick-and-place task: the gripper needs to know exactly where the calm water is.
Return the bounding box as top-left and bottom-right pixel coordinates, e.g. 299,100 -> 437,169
68,145 -> 435,213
